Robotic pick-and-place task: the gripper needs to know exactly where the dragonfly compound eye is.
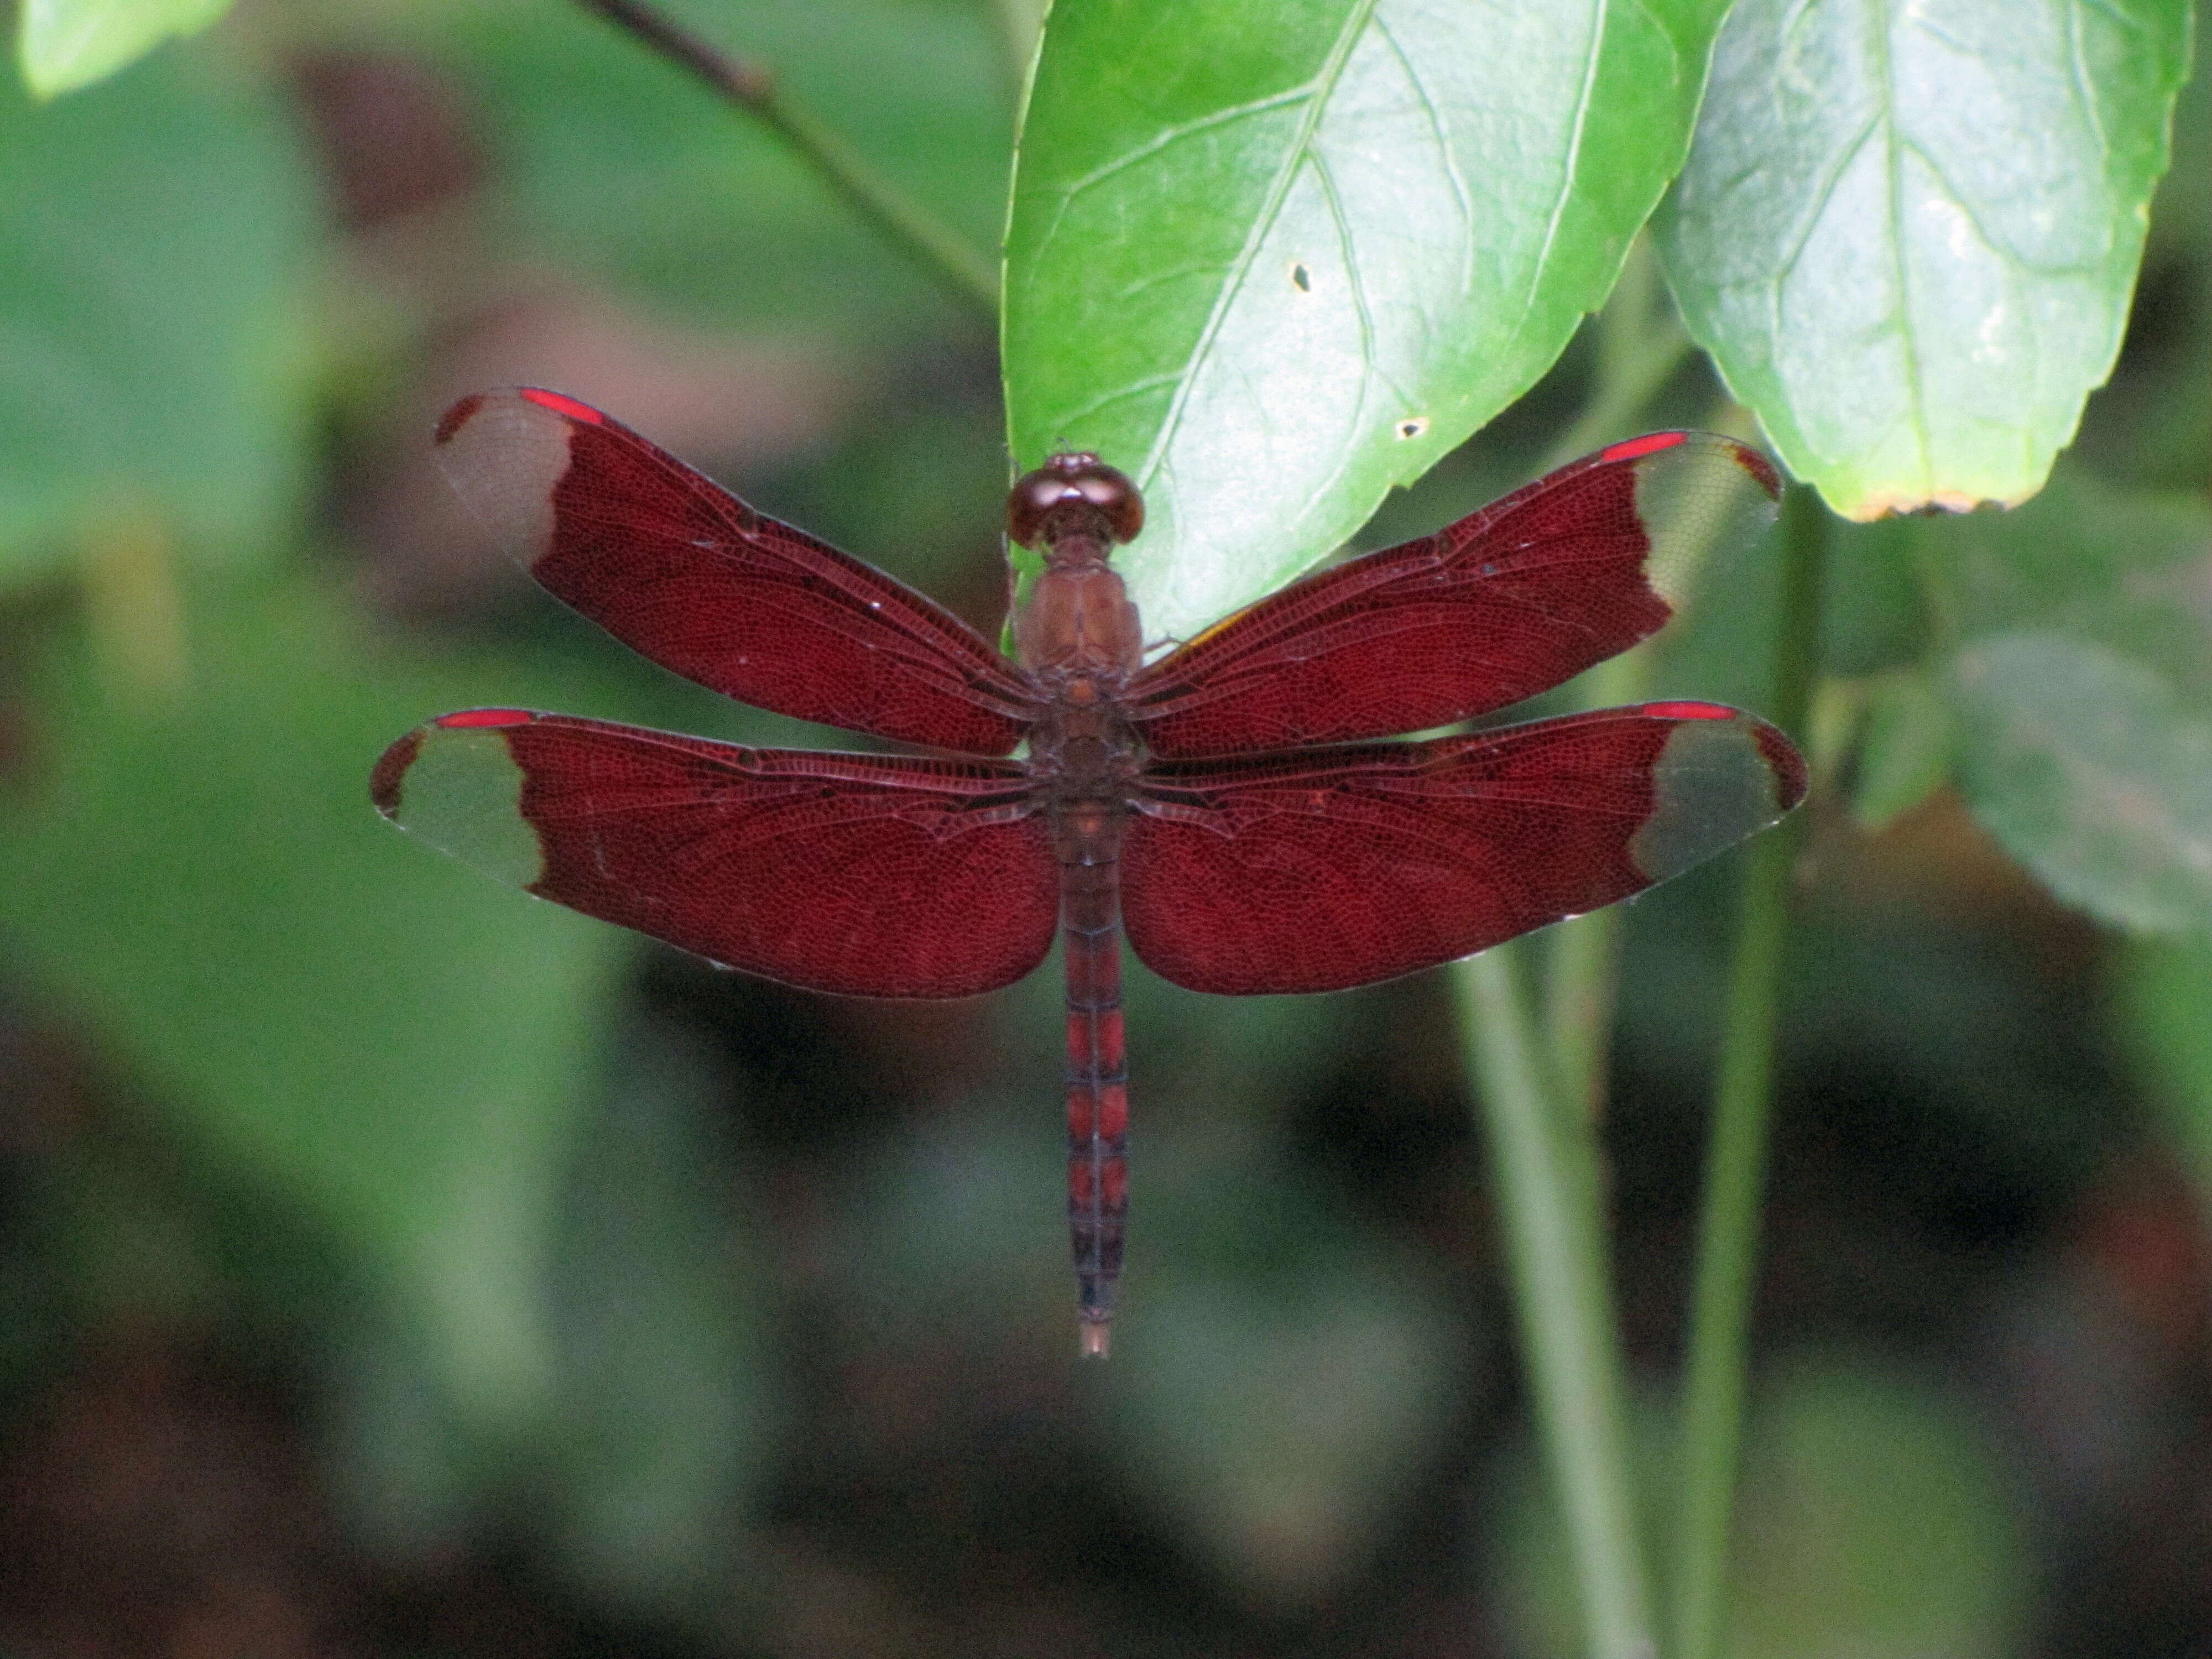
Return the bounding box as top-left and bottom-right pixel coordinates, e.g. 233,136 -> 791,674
1008,453 -> 1144,547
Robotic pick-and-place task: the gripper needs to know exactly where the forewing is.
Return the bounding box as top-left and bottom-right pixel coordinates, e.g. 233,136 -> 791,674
372,709 -> 1057,997
1129,433 -> 1782,757
1122,702 -> 1806,994
436,389 -> 1042,754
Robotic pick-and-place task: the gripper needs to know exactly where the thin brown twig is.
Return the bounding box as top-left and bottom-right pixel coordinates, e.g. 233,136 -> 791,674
573,0 -> 769,99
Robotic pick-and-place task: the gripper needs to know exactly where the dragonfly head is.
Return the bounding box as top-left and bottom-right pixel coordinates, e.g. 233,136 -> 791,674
1008,453 -> 1143,558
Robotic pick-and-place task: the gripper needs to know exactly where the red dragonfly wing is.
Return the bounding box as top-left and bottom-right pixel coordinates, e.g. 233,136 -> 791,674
1129,433 -> 1782,758
1121,702 -> 1805,995
372,709 -> 1057,997
435,389 -> 1043,755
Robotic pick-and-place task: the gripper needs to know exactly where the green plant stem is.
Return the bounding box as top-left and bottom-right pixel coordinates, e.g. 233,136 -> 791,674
1457,950 -> 1656,1659
1451,236 -> 1708,1659
1667,483 -> 1827,1659
1540,906 -> 1624,1126
1532,241 -> 1691,1124
573,0 -> 1000,318
1539,653 -> 1645,1121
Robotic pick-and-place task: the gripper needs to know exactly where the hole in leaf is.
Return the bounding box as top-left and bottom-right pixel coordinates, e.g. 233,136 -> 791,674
1396,417 -> 1430,440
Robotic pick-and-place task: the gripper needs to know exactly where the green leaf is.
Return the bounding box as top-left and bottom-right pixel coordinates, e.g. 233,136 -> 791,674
1655,0 -> 2194,518
1852,667 -> 1957,832
15,0 -> 230,98
1004,0 -> 1733,641
0,49 -> 317,584
1936,466 -> 2212,701
1919,466 -> 2212,931
2072,23 -> 2212,491
0,575 -> 633,1427
1952,630 -> 2212,932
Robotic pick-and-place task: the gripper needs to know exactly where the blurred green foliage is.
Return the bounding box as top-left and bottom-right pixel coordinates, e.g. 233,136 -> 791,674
2,575 -> 629,1422
420,0 -> 1010,332
0,54 -> 317,576
1490,1356 -> 2034,1659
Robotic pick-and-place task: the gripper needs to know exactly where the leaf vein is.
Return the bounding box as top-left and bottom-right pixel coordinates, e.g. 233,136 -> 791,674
1042,372 -> 1186,435
1298,149 -> 1379,525
1519,0 -> 1609,322
1872,0 -> 1933,483
1054,87 -> 1314,202
1774,114 -> 1881,292
1372,11 -> 1474,286
1137,0 -> 1385,489
2065,1 -> 2112,167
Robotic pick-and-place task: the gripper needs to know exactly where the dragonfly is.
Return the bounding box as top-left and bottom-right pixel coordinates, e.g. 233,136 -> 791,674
372,389 -> 1807,1356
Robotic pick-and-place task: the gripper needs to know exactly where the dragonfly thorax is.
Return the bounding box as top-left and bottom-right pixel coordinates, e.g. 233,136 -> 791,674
1009,455 -> 1146,680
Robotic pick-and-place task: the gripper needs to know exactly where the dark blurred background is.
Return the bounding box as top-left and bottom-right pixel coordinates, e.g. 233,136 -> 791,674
1,2 -> 2209,1655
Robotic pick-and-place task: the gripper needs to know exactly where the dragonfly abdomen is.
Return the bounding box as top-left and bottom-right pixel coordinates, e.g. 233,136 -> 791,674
1057,819 -> 1128,1358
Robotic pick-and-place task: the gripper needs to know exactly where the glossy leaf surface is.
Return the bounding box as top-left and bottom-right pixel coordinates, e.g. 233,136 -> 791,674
1004,0 -> 1732,641
1655,0 -> 2193,518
